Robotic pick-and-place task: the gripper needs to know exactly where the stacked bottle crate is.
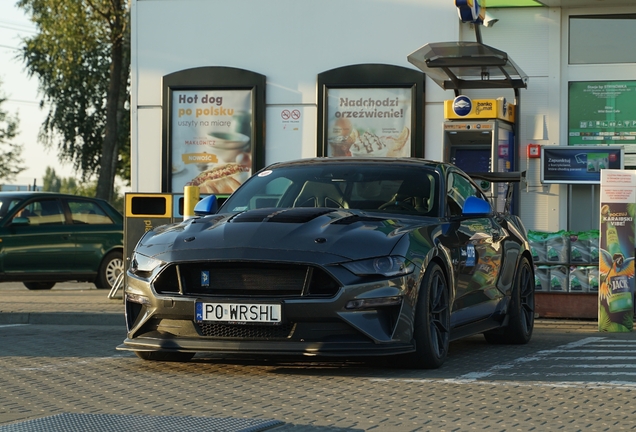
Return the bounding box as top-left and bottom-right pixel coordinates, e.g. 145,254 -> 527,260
529,230 -> 599,294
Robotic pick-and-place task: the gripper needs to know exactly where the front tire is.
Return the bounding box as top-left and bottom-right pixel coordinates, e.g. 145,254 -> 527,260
401,262 -> 451,369
135,351 -> 195,362
24,282 -> 56,290
484,256 -> 534,344
95,250 -> 124,290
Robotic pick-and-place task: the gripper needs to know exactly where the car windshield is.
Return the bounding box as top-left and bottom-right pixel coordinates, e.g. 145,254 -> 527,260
220,163 -> 439,216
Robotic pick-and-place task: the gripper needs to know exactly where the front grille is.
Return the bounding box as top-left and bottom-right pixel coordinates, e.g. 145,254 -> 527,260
196,322 -> 296,339
153,262 -> 340,297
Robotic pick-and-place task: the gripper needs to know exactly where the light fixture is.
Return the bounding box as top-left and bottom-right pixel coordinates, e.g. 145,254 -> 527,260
483,12 -> 499,28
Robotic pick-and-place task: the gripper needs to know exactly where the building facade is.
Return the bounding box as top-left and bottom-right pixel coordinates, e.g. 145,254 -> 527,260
130,0 -> 636,236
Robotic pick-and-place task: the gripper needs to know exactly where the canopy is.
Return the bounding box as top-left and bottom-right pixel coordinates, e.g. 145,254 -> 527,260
407,42 -> 528,92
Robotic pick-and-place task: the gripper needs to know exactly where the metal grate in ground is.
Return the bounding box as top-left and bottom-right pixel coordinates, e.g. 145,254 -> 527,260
0,413 -> 284,432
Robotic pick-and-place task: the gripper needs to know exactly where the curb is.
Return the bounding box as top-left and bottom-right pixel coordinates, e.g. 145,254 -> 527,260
0,312 -> 124,327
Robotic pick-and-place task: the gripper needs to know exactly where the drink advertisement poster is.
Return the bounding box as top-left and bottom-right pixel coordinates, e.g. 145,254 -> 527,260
325,88 -> 412,158
599,169 -> 636,332
170,89 -> 253,195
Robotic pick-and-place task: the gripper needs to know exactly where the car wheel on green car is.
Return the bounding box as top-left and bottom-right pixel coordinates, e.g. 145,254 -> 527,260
95,250 -> 124,290
23,282 -> 56,290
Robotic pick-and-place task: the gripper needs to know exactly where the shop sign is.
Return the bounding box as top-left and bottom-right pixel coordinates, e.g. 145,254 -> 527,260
540,145 -> 624,184
568,81 -> 636,145
444,97 -> 515,122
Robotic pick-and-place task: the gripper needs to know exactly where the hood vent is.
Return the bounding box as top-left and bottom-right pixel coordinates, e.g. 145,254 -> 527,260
231,207 -> 337,224
332,215 -> 386,225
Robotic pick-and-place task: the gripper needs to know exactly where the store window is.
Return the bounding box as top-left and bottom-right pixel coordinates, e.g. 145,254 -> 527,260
569,15 -> 636,64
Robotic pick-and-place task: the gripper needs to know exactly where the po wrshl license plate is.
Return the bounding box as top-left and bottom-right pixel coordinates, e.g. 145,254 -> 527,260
195,302 -> 282,324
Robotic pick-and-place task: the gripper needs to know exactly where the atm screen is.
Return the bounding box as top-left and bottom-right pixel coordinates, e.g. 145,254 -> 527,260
451,148 -> 491,173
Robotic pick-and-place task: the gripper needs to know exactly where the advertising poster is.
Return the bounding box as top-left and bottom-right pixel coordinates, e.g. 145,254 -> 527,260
170,89 -> 253,194
326,88 -> 412,158
599,169 -> 636,332
569,81 -> 636,145
541,146 -> 623,184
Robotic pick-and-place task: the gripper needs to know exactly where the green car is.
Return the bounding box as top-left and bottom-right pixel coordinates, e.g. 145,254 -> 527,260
0,192 -> 124,290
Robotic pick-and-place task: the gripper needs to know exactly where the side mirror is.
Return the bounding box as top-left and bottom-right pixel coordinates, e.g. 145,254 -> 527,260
194,195 -> 219,216
462,196 -> 492,216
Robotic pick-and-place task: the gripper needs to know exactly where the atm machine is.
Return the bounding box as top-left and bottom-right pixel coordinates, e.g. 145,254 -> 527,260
443,96 -> 515,211
407,41 -> 528,215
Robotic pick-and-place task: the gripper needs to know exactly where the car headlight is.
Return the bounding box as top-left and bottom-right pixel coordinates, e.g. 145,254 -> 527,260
342,256 -> 414,277
129,252 -> 164,275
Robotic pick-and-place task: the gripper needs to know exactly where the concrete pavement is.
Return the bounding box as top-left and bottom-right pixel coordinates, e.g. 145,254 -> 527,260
0,282 -> 124,326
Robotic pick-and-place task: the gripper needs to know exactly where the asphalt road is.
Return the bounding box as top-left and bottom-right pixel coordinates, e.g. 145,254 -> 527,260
1,284 -> 635,431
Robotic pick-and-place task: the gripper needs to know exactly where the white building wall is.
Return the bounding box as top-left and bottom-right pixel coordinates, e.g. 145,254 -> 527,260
131,0 -> 460,192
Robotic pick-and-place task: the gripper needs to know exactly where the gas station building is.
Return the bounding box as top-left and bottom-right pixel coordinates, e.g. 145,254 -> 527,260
129,0 -> 636,243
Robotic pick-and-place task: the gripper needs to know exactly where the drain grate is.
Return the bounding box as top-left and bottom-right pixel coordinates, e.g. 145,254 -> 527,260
0,413 -> 284,432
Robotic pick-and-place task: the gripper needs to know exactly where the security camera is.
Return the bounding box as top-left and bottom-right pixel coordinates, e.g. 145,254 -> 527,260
483,12 -> 499,27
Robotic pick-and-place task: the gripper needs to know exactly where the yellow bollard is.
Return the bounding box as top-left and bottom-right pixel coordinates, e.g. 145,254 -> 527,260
183,185 -> 200,220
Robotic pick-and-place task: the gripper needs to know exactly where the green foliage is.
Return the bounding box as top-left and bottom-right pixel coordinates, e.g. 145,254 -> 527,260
42,165 -> 124,213
0,82 -> 26,182
17,0 -> 130,199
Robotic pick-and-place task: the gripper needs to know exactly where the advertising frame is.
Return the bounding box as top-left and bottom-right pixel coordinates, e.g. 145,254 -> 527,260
316,64 -> 425,159
540,145 -> 624,184
161,67 -> 266,193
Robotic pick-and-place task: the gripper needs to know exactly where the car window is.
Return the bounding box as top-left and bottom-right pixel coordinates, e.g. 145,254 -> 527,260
21,199 -> 65,225
447,172 -> 481,217
0,198 -> 23,221
220,164 -> 439,216
67,200 -> 114,225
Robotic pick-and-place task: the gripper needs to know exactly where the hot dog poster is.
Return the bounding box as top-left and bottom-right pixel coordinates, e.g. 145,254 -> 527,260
170,89 -> 253,194
326,87 -> 412,158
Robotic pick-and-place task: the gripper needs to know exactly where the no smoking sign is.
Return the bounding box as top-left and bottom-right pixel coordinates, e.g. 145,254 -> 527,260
281,109 -> 301,121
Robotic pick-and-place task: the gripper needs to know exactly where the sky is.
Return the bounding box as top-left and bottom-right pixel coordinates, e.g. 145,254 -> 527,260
0,1 -> 77,188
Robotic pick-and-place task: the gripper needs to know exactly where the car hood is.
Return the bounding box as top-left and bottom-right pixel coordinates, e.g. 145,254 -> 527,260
135,207 -> 438,265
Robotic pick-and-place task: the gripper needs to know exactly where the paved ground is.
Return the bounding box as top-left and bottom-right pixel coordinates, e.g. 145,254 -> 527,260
0,282 -> 124,326
2,282 -> 635,431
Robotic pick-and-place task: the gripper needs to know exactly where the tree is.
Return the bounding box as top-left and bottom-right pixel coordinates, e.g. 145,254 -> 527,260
18,0 -> 130,202
0,81 -> 25,182
42,166 -> 123,212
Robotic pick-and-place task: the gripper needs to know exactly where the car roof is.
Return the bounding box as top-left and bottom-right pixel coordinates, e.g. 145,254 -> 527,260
264,157 -> 447,171
0,191 -> 103,200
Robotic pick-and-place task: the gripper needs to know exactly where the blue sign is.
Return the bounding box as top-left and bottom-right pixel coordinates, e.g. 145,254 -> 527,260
541,146 -> 624,184
201,270 -> 210,287
453,95 -> 473,117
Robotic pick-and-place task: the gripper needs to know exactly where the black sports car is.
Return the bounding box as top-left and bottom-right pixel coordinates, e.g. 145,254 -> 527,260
118,158 -> 534,369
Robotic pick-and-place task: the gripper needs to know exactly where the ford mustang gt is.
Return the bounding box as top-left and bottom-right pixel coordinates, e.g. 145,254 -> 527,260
118,158 -> 534,369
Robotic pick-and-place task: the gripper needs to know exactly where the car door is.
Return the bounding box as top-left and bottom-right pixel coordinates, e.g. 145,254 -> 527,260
444,171 -> 504,326
65,198 -> 121,273
0,198 -> 77,275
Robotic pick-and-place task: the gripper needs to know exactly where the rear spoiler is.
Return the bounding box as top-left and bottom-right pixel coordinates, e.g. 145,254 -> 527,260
465,171 -> 526,184
465,171 -> 526,214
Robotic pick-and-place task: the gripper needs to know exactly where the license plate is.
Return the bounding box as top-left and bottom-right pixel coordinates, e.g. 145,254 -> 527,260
195,302 -> 282,324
